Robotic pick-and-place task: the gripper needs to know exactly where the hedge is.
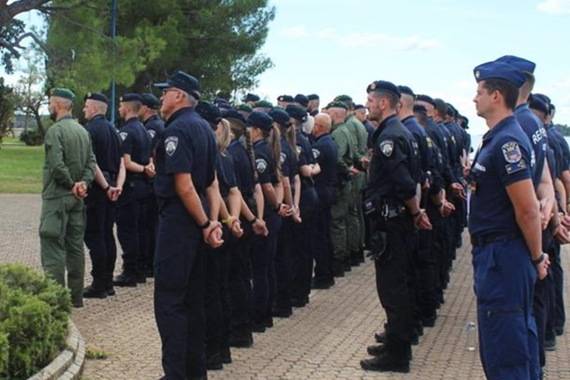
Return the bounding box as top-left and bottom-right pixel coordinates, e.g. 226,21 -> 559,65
0,264 -> 71,380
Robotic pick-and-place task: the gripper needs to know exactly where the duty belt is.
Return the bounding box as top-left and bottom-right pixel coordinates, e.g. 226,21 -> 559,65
470,232 -> 520,247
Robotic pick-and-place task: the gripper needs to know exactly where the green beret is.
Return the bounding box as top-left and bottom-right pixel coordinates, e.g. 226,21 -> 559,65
326,101 -> 348,110
237,104 -> 253,113
334,94 -> 352,102
50,88 -> 76,102
255,100 -> 273,108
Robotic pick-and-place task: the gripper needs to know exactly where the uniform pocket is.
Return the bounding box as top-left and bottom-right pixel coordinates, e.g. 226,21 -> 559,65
481,308 -> 530,368
39,199 -> 64,239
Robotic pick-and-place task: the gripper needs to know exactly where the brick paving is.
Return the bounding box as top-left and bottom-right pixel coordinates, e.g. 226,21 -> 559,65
2,194 -> 570,379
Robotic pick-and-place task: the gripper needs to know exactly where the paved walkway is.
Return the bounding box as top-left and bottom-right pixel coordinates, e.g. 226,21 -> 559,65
2,194 -> 570,379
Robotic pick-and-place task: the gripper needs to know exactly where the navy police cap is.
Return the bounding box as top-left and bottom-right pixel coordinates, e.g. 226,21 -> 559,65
84,92 -> 108,104
366,80 -> 400,98
285,104 -> 308,122
195,101 -> 222,125
120,93 -> 142,103
247,111 -> 274,131
354,104 -> 366,110
413,104 -> 428,115
269,108 -> 292,128
397,85 -> 415,98
473,61 -> 526,87
307,94 -> 319,101
294,94 -> 309,107
222,109 -> 246,123
141,93 -> 160,109
244,93 -> 260,102
533,93 -> 551,106
529,95 -> 549,115
415,94 -> 435,106
154,71 -> 201,100
278,95 -> 294,102
495,55 -> 536,74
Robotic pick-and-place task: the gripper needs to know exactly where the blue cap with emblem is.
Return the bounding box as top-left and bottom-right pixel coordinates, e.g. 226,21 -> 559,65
528,94 -> 549,115
244,93 -> 260,102
307,94 -> 319,101
154,71 -> 201,100
397,85 -> 415,98
278,95 -> 294,103
141,93 -> 160,109
119,93 -> 142,103
285,104 -> 308,122
247,111 -> 274,131
366,81 -> 400,98
195,101 -> 222,125
415,94 -> 435,106
222,109 -> 247,123
473,61 -> 526,87
84,92 -> 108,104
294,94 -> 309,108
532,93 -> 551,106
269,108 -> 292,128
495,55 -> 536,74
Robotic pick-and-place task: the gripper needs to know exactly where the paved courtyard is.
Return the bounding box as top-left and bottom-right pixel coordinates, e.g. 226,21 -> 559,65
2,194 -> 570,379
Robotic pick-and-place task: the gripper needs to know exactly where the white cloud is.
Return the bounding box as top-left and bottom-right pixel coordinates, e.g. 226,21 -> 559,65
552,76 -> 570,88
537,0 -> 570,14
280,26 -> 443,52
279,25 -> 309,38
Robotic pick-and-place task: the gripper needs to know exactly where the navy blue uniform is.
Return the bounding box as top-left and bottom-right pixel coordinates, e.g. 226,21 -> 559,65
144,114 -> 165,153
514,104 -> 545,188
84,114 -> 121,293
311,133 -> 338,287
366,114 -> 418,358
154,107 -> 217,380
115,117 -> 152,281
425,117 -> 455,187
251,139 -> 282,330
469,116 -> 539,380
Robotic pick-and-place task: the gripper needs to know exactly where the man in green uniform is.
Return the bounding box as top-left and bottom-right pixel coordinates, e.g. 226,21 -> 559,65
40,88 -> 96,308
327,101 -> 357,276
335,95 -> 368,265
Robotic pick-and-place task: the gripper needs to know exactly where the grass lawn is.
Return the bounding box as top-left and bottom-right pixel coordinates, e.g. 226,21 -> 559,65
0,144 -> 43,194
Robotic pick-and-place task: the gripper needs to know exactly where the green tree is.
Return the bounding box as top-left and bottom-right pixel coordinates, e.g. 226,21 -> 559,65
45,0 -> 275,103
0,78 -> 16,145
554,123 -> 570,136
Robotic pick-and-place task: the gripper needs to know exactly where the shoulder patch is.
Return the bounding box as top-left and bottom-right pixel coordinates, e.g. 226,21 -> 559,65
379,140 -> 394,157
165,136 -> 179,156
426,137 -> 433,148
119,132 -> 128,141
280,152 -> 286,165
505,160 -> 527,174
256,158 -> 268,174
296,145 -> 302,155
148,130 -> 156,139
312,148 -> 320,159
501,141 -> 522,163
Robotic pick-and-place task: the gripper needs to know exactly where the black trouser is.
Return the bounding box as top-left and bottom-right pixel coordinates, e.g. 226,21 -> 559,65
154,198 -> 206,379
84,186 -> 117,289
372,214 -> 415,344
290,185 -> 318,301
143,184 -> 159,272
549,242 -> 565,331
312,184 -> 334,284
116,179 -> 150,276
416,202 -> 441,320
274,219 -> 294,310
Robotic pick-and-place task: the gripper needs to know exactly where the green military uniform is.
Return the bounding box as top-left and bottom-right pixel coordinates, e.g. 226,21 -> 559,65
330,120 -> 357,274
344,114 -> 368,260
40,100 -> 96,306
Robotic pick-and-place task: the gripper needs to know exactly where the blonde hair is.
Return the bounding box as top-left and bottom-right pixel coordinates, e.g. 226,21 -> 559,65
217,118 -> 231,154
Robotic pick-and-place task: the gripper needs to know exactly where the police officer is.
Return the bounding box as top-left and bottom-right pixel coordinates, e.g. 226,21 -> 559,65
82,92 -> 124,298
469,61 -> 548,380
113,93 -> 153,287
243,93 -> 260,107
153,71 -> 222,380
310,113 -> 338,289
139,93 -> 165,277
307,94 -> 320,116
40,88 -> 96,308
360,80 -> 431,373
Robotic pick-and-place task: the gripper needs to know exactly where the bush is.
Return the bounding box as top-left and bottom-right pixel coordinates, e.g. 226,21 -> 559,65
19,130 -> 44,146
0,265 -> 71,380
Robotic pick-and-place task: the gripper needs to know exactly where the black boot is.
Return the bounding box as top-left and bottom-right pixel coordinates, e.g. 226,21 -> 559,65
361,338 -> 410,373
229,329 -> 253,348
83,284 -> 108,299
113,272 -> 137,287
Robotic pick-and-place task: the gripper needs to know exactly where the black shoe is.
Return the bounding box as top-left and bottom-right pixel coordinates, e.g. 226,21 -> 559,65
136,274 -> 147,284
251,322 -> 266,333
264,316 -> 274,328
545,337 -> 557,351
368,344 -> 412,361
411,334 -> 419,345
206,352 -> 223,370
291,297 -> 308,307
83,285 -> 107,299
113,273 -> 137,287
145,268 -> 154,278
229,330 -> 253,348
106,286 -> 116,296
351,256 -> 360,266
360,353 -> 410,373
374,331 -> 387,343
344,261 -> 352,272
220,346 -> 232,364
271,307 -> 292,318
72,299 -> 84,308
421,315 -> 437,328
311,278 -> 334,289
555,326 -> 564,336
332,268 -> 345,278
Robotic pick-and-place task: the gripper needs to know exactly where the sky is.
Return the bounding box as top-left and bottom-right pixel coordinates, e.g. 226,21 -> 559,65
3,0 -> 570,137
254,0 -> 570,136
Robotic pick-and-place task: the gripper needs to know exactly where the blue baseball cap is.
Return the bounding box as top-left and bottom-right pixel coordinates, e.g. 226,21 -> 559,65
154,71 -> 201,100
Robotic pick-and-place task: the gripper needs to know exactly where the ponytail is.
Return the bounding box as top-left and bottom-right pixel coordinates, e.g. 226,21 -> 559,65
267,125 -> 282,180
244,127 -> 258,182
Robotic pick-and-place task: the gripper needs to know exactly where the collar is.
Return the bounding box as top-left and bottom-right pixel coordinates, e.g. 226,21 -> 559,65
165,107 -> 193,128
144,114 -> 160,124
371,114 -> 398,142
481,115 -> 517,144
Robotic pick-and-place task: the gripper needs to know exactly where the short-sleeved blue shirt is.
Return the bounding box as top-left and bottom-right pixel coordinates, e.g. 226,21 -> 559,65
144,114 -> 165,152
154,107 -> 217,198
514,104 -> 545,189
85,114 -> 121,174
227,138 -> 256,198
253,139 -> 278,185
312,133 -> 338,187
217,151 -> 237,198
469,116 -> 534,237
119,117 -> 151,166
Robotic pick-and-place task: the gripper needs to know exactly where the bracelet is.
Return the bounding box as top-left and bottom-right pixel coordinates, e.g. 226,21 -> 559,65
274,203 -> 282,212
221,216 -> 233,224
248,217 -> 258,224
411,210 -> 421,218
104,185 -> 111,192
199,220 -> 211,230
532,253 -> 546,266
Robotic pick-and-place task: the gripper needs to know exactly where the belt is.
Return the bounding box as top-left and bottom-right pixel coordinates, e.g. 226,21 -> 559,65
470,232 -> 520,247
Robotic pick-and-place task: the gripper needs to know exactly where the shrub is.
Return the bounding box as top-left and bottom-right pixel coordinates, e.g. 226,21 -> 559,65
0,265 -> 71,380
19,130 -> 44,146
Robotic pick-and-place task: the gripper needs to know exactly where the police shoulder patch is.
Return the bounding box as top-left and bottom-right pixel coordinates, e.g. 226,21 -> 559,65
312,148 -> 321,159
426,137 -> 433,148
280,152 -> 286,165
165,136 -> 179,156
501,141 -> 522,163
296,145 -> 302,155
119,131 -> 128,141
256,158 -> 268,173
379,140 -> 394,157
148,130 -> 156,139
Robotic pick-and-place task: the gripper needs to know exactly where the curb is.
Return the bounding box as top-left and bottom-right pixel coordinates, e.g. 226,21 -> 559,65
27,319 -> 85,380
